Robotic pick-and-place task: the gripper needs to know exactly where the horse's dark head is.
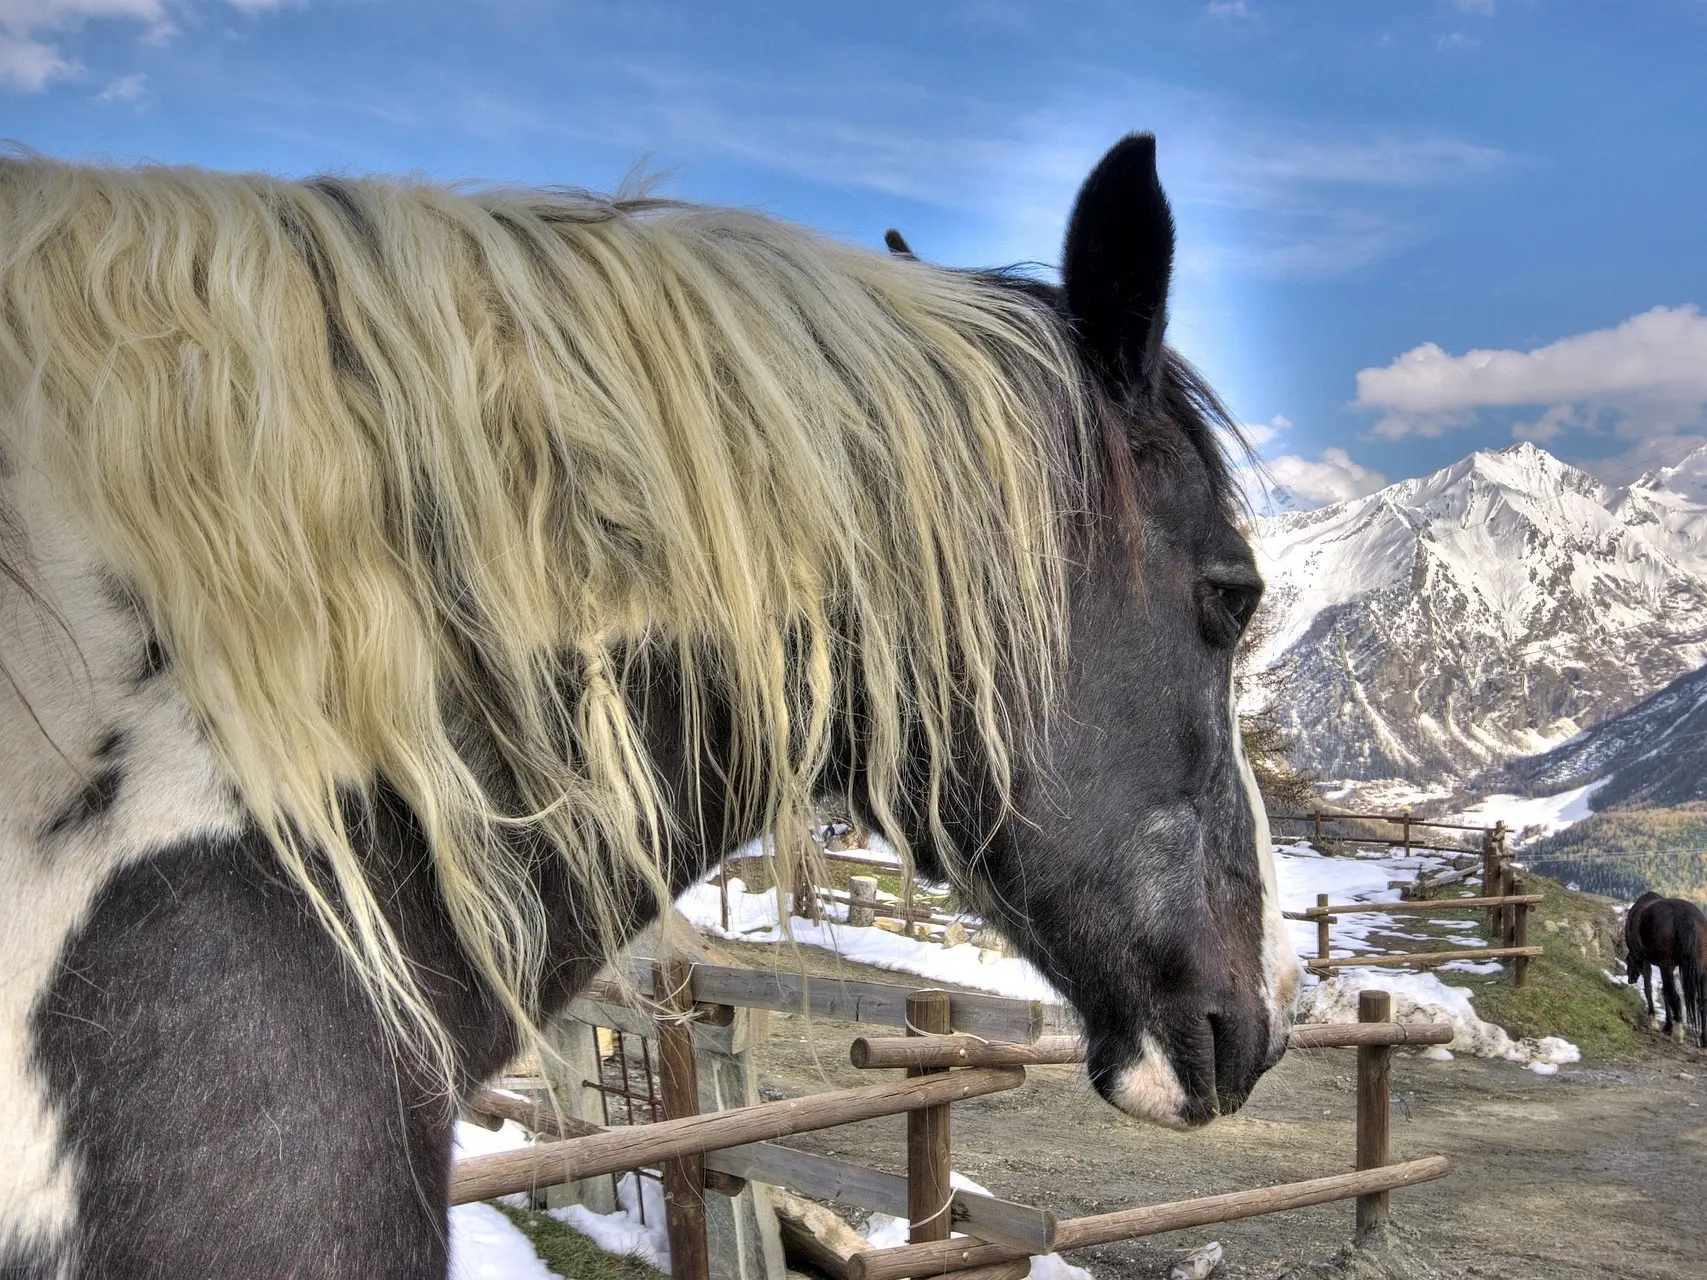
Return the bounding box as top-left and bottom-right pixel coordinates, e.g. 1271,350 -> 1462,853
899,135 -> 1299,1128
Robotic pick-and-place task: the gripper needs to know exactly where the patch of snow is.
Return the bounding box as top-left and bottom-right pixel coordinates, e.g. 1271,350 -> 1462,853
455,1119 -> 535,1160
549,1173 -> 671,1274
1453,781 -> 1600,839
1421,1046 -> 1455,1062
449,1203 -> 563,1280
1302,969 -> 1580,1071
676,876 -> 1065,1003
860,1173 -> 1094,1280
1438,959 -> 1504,974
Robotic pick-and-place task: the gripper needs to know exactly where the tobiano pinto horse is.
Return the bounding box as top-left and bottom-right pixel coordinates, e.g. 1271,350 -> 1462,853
1626,891 -> 1707,1047
0,135 -> 1298,1277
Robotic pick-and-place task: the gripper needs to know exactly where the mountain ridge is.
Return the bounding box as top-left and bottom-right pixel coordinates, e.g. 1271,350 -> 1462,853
1251,440 -> 1707,784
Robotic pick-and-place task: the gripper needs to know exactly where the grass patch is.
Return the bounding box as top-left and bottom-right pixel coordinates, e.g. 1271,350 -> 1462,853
491,1202 -> 667,1280
1451,872 -> 1649,1061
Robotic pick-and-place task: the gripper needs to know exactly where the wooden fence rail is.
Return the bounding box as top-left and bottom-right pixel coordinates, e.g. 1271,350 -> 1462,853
844,1158 -> 1451,1280
1293,875 -> 1542,987
478,965 -> 1456,1280
450,1066 -> 1025,1205
848,1021 -> 1455,1071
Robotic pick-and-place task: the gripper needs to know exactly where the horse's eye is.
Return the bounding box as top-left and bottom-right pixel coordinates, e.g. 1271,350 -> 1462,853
1217,584 -> 1259,629
1201,580 -> 1261,646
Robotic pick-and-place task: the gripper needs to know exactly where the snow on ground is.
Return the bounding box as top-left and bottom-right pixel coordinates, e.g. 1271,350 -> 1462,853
450,1122 -> 563,1280
1454,781 -> 1600,839
676,876 -> 1065,1003
450,1203 -> 564,1280
549,1175 -> 672,1273
1302,969 -> 1581,1071
861,1172 -> 1094,1280
452,1113 -> 669,1278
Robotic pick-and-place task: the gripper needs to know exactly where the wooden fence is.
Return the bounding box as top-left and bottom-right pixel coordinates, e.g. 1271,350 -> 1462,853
1273,817 -> 1544,987
457,966 -> 1452,1280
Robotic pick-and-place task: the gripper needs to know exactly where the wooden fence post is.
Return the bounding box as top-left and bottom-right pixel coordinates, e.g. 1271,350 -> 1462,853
1355,989 -> 1392,1239
849,876 -> 879,929
1481,830 -> 1495,929
657,959 -> 711,1280
906,990 -> 953,1246
1511,872 -> 1530,987
1401,810 -> 1412,861
1316,894 -> 1332,964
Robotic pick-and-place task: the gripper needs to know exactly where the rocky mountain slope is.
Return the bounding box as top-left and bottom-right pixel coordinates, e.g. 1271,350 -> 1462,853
1251,441 -> 1707,783
1493,660 -> 1707,810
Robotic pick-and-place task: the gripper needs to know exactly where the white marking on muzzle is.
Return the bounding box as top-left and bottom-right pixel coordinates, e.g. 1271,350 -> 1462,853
1231,685 -> 1302,1060
1108,1031 -> 1192,1129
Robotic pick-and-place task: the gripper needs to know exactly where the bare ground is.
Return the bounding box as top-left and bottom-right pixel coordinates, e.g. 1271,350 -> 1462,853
717,941 -> 1707,1280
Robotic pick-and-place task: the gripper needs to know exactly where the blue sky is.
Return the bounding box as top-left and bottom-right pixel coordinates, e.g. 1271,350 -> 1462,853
5,0 -> 1705,506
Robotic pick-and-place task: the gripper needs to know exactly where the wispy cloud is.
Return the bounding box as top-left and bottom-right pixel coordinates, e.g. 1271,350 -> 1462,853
94,69 -> 147,104
0,0 -> 291,93
1355,305 -> 1707,441
1261,447 -> 1388,508
1206,1 -> 1257,19
498,60 -> 1509,282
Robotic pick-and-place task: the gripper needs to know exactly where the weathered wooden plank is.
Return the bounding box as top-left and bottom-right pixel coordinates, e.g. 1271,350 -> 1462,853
1286,1022 -> 1454,1049
1299,895 -> 1543,917
614,962 -> 1043,1043
706,1142 -> 909,1215
704,1144 -> 1056,1253
852,1034 -> 1084,1071
450,1067 -> 1026,1204
656,958 -> 710,1280
846,1157 -> 1452,1280
1355,990 -> 1392,1237
1306,946 -> 1542,972
849,1021 -> 1453,1071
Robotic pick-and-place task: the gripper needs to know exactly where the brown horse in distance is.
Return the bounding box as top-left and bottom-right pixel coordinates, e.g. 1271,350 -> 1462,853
1626,892 -> 1707,1047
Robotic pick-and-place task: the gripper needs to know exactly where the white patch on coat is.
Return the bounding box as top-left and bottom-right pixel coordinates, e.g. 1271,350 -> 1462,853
0,481 -> 240,1268
1231,684 -> 1301,1059
1107,1031 -> 1191,1129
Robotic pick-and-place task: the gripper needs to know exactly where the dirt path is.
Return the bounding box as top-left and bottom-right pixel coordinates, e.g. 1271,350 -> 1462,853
718,943 -> 1707,1280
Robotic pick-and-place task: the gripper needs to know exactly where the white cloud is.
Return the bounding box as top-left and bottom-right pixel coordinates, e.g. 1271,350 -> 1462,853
0,0 -> 286,92
93,67 -> 143,101
1206,1 -> 1257,18
1355,306 -> 1707,441
1240,413 -> 1291,446
1263,447 -> 1387,508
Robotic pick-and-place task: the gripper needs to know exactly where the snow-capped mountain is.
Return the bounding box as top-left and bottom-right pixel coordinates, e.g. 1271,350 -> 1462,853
1251,440 -> 1707,783
1492,660 -> 1707,810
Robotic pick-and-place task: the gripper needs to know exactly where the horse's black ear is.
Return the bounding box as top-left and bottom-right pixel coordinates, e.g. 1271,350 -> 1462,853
1061,133 -> 1174,395
884,229 -> 916,258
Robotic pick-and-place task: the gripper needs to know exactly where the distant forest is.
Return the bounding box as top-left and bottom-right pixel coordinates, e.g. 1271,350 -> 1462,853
1525,808 -> 1707,904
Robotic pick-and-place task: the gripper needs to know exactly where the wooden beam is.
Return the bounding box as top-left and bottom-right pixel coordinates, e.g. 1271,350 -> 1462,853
1299,895 -> 1543,917
1355,990 -> 1392,1238
907,992 -> 953,1247
656,959 -> 710,1280
1307,946 -> 1542,973
845,1157 -> 1452,1280
1286,1022 -> 1453,1049
450,1067 -> 1026,1204
609,962 -> 1044,1043
703,1142 -> 1054,1253
849,1021 -> 1453,1071
852,1034 -> 1085,1071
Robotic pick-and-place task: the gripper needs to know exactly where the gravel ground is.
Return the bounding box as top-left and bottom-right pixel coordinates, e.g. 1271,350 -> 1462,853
717,942 -> 1707,1280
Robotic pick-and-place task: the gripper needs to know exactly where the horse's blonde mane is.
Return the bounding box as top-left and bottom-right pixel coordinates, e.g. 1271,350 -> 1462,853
0,156 -> 1093,1086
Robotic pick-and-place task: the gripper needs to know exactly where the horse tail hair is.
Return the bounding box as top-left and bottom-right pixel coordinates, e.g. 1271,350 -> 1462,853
1688,919 -> 1707,1049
